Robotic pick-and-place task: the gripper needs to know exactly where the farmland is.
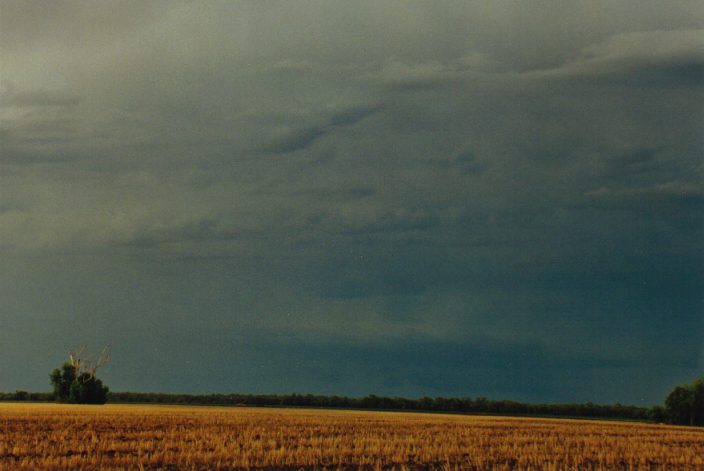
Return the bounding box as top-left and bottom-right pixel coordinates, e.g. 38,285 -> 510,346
1,403 -> 703,470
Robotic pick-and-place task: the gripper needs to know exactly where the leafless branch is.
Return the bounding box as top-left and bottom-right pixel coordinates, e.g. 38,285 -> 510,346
67,345 -> 111,381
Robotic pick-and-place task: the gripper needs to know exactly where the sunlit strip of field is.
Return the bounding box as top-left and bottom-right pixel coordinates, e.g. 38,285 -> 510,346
1,403 -> 703,470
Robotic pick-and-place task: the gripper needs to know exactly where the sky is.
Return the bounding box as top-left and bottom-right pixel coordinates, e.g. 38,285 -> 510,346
1,1 -> 702,405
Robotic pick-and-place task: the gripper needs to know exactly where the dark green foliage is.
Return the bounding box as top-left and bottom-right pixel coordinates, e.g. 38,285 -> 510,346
0,391 -> 53,402
49,363 -> 75,402
665,385 -> 694,425
648,405 -> 667,423
13,390 -> 28,401
663,377 -> 704,426
694,379 -> 704,425
49,362 -> 109,405
68,373 -> 109,404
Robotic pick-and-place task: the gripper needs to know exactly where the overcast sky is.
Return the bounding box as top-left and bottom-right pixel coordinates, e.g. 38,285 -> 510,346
1,1 -> 703,405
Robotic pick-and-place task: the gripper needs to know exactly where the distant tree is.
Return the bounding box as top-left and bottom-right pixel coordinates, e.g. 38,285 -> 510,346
49,348 -> 110,405
663,377 -> 704,426
648,405 -> 667,423
692,378 -> 704,425
16,390 -> 28,400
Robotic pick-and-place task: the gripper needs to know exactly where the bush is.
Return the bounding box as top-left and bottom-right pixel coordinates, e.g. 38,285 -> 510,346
50,363 -> 109,405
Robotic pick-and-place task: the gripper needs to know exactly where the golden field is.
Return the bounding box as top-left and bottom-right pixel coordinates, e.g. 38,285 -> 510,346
1,403 -> 703,470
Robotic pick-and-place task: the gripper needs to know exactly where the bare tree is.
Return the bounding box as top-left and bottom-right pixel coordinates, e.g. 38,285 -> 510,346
68,346 -> 111,382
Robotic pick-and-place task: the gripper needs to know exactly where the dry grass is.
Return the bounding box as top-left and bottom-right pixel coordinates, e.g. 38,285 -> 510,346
1,402 -> 703,470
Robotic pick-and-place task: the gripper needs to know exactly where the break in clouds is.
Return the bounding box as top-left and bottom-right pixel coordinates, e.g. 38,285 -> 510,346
1,1 -> 703,404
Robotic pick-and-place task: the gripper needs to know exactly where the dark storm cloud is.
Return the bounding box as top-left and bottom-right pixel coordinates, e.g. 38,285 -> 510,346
584,182 -> 704,211
1,0 -> 702,404
253,335 -> 684,401
264,126 -> 327,154
0,83 -> 81,108
620,59 -> 704,88
424,149 -> 489,176
262,105 -> 380,153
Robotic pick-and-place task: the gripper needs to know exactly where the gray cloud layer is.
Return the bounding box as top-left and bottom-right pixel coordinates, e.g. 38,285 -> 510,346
1,0 -> 702,404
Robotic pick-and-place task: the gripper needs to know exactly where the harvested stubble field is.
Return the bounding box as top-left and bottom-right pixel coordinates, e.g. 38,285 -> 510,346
1,403 -> 703,470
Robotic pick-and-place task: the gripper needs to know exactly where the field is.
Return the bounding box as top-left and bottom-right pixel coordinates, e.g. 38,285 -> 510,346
1,403 -> 703,470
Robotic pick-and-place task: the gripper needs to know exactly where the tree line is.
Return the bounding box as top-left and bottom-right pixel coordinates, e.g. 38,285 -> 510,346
105,391 -> 653,420
0,389 -> 651,421
2,356 -> 701,426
